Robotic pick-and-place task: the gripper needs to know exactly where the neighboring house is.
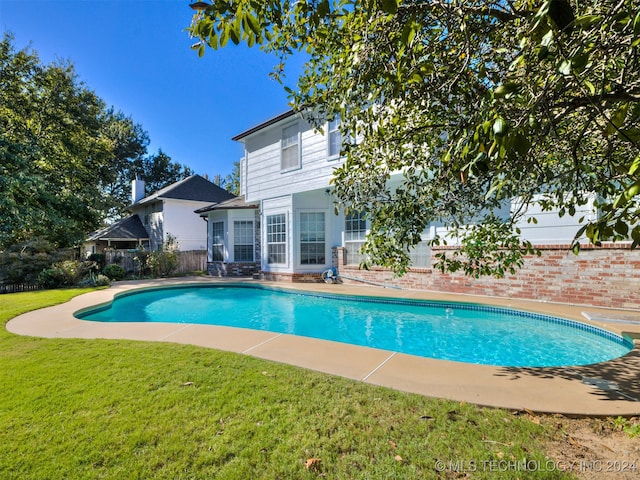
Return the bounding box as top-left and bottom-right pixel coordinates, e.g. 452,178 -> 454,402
85,174 -> 235,254
84,214 -> 150,254
201,109 -> 640,309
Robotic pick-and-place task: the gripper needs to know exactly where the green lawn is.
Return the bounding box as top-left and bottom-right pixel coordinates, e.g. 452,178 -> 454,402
0,289 -> 572,479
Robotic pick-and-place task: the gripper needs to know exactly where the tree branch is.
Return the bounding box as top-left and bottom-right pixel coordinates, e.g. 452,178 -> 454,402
399,1 -> 525,23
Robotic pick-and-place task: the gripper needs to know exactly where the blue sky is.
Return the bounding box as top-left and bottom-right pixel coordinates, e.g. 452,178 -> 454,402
1,0 -> 298,178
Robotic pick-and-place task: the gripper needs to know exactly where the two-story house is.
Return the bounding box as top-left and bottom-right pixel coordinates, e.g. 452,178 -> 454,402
85,174 -> 235,254
199,109 -> 640,309
200,109 -> 594,279
199,110 -> 359,280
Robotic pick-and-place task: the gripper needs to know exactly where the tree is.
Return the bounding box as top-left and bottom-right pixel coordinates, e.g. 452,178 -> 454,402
100,109 -> 150,219
0,34 -> 196,249
224,160 -> 241,196
132,149 -> 193,194
0,34 -> 113,248
187,0 -> 640,276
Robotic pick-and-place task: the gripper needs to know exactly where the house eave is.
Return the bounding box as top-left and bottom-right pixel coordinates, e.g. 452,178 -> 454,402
231,110 -> 297,142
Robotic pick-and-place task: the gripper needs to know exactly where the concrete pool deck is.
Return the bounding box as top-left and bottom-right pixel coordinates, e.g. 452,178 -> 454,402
7,277 -> 640,417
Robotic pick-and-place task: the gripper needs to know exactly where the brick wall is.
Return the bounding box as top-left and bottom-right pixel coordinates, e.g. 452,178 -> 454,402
332,244 -> 640,309
207,261 -> 260,277
260,271 -> 323,283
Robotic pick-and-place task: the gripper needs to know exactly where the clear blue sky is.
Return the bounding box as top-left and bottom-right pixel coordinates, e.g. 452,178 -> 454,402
1,0 -> 298,178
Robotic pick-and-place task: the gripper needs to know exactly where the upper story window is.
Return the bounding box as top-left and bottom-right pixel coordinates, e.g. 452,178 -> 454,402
281,123 -> 300,171
327,117 -> 341,159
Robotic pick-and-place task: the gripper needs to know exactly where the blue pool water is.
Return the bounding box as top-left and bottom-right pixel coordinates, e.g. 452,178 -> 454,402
75,285 -> 633,367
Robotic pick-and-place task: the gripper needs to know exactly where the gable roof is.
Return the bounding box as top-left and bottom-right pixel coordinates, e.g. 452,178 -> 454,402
131,174 -> 235,207
231,110 -> 296,142
195,195 -> 259,215
86,215 -> 149,241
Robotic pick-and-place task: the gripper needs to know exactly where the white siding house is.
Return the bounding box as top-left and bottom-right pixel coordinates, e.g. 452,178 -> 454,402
202,109 -> 603,280
129,175 -> 235,251
86,175 -> 235,255
232,111 -> 347,278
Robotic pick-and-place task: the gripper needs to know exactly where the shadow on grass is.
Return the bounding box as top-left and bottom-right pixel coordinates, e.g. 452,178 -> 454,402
494,346 -> 640,404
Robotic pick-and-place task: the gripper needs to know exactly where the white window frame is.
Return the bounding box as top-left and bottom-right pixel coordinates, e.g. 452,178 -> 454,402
266,213 -> 287,265
344,211 -> 367,265
299,211 -> 326,266
327,117 -> 341,160
407,236 -> 431,268
233,220 -> 254,263
281,123 -> 301,172
211,221 -> 225,262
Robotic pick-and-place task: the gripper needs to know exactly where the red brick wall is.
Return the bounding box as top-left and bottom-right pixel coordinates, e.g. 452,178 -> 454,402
333,244 -> 640,309
260,272 -> 323,283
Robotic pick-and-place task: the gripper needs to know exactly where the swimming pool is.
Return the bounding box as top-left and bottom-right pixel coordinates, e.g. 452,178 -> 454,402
75,285 -> 633,367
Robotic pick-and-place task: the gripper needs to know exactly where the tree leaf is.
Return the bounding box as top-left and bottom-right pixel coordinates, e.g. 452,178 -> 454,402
628,154 -> 640,175
380,0 -> 399,14
558,60 -> 571,75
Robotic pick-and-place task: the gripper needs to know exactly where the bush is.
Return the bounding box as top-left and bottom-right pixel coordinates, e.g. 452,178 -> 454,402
147,250 -> 178,277
37,260 -> 93,288
0,239 -> 71,284
38,267 -> 69,289
78,273 -> 111,288
95,274 -> 111,286
133,251 -> 151,277
87,253 -> 106,272
102,263 -> 126,281
146,233 -> 180,277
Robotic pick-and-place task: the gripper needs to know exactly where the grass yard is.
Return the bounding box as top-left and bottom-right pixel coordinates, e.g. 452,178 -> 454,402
0,289 -> 574,479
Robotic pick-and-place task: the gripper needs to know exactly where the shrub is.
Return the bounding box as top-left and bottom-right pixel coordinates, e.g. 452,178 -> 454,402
95,274 -> 111,286
78,273 -> 111,288
147,250 -> 178,277
87,253 -> 106,272
37,260 -> 92,288
147,233 -> 180,277
133,251 -> 151,277
102,263 -> 126,281
38,267 -> 68,289
0,238 -> 71,284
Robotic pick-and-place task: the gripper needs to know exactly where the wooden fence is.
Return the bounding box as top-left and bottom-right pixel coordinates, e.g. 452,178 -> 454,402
174,250 -> 208,274
104,250 -> 207,275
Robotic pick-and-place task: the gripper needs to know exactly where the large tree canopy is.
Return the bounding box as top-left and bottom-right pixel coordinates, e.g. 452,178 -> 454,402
188,0 -> 640,276
0,35 -> 194,249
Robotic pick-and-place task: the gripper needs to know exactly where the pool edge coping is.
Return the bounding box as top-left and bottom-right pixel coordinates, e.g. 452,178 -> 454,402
6,277 -> 640,417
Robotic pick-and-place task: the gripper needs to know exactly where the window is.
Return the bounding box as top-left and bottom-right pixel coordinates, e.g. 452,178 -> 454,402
266,214 -> 287,264
407,240 -> 430,268
144,205 -> 151,226
211,221 -> 224,261
300,212 -> 325,265
281,124 -> 300,171
234,220 -> 254,262
327,117 -> 341,158
345,211 -> 367,265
